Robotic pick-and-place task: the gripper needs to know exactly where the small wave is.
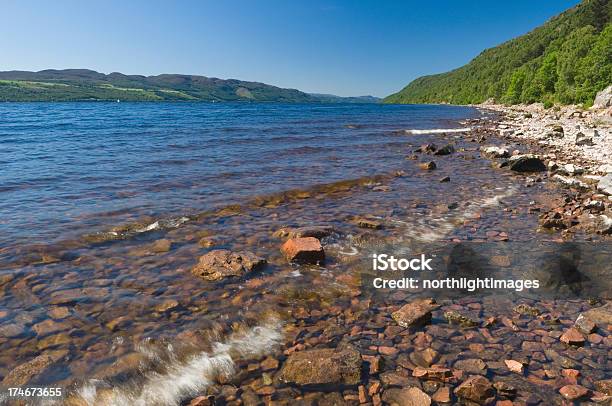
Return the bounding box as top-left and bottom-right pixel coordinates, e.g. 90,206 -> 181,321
67,319 -> 282,406
404,127 -> 471,135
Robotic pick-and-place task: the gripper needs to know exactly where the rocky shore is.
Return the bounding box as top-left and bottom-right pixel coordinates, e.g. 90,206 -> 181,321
1,102 -> 610,406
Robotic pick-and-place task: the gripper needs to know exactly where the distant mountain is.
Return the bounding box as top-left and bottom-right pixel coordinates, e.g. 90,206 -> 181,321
385,0 -> 611,107
308,93 -> 381,103
0,69 -> 368,103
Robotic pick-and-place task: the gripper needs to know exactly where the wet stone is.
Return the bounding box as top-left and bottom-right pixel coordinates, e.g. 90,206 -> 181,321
504,359 -> 524,374
419,161 -> 437,170
381,387 -> 432,406
560,327 -> 585,346
454,359 -> 488,375
392,298 -> 439,328
32,319 -> 69,337
513,304 -> 540,316
274,225 -> 334,240
507,154 -> 546,172
443,310 -> 479,327
150,239 -> 172,253
409,348 -> 439,368
559,384 -> 589,400
354,217 -> 383,230
594,379 -> 612,395
192,249 -> 266,281
277,345 -> 362,386
574,314 -> 596,334
581,302 -> 612,326
2,350 -> 67,386
431,386 -> 451,403
454,375 -> 495,404
412,366 -> 452,381
281,237 -> 325,264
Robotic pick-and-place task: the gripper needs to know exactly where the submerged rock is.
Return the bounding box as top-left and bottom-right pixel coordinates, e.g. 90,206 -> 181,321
434,144 -> 455,156
419,161 -> 437,170
281,237 -> 325,264
559,384 -> 589,400
277,345 -> 362,386
454,375 -> 495,404
2,351 -> 67,386
392,298 -> 439,328
581,302 -> 612,326
560,327 -> 585,346
191,249 -> 266,281
381,387 -> 432,406
274,225 -> 334,240
443,310 -> 479,327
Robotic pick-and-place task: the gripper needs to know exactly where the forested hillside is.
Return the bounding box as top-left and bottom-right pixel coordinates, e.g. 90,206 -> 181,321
385,0 -> 611,107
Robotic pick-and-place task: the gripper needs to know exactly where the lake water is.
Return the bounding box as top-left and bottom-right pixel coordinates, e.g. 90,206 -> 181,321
1,103 -> 606,405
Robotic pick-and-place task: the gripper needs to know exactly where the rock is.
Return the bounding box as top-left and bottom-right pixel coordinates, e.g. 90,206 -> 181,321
277,345 -> 362,386
2,350 -> 67,386
417,143 -> 437,154
454,359 -> 487,375
0,323 -> 26,338
493,381 -> 516,398
597,173 -> 612,195
431,387 -> 451,403
480,146 -> 510,159
595,215 -> 612,235
275,225 -> 335,240
434,144 -> 455,156
559,384 -> 589,400
188,396 -> 213,406
504,360 -> 524,374
513,304 -> 540,316
538,211 -> 567,230
354,217 -> 383,229
443,310 -> 478,327
561,163 -> 584,175
409,348 -> 439,368
192,250 -> 266,281
581,302 -> 612,325
380,372 -> 413,387
575,132 -> 594,146
594,379 -> 612,395
392,298 -> 439,328
560,327 -> 585,346
381,387 -> 431,406
150,239 -> 172,253
454,375 -> 495,404
507,155 -> 546,172
439,176 -> 450,183
419,161 -> 437,170
412,366 -> 452,380
574,314 -> 596,334
32,319 -> 68,336
592,85 -> 612,109
37,333 -> 71,350
155,299 -> 179,313
553,174 -> 590,191
281,237 -> 325,264
551,125 -> 564,134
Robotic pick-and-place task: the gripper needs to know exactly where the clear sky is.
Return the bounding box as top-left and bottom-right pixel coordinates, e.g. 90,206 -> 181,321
1,0 -> 581,97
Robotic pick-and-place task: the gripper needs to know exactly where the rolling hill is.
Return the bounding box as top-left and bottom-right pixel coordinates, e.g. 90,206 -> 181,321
385,0 -> 611,107
0,69 -> 377,103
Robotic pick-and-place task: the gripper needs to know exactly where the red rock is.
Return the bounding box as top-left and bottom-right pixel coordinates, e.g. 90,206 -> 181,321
412,366 -> 452,380
560,327 -> 585,345
392,298 -> 439,328
559,384 -> 589,400
281,237 -> 325,264
368,380 -> 381,395
381,387 -> 432,406
562,369 -> 580,378
188,396 -> 212,406
504,359 -> 524,374
454,375 -> 495,403
431,387 -> 451,403
358,385 -> 368,403
277,345 -> 362,385
588,333 -> 603,344
260,357 -> 279,371
191,249 -> 266,281
378,346 -> 398,356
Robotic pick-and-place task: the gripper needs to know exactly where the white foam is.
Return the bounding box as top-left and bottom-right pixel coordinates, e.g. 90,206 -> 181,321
404,128 -> 471,135
70,319 -> 282,406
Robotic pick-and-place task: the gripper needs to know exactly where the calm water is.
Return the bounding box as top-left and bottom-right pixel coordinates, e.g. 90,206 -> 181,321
0,102 -> 476,256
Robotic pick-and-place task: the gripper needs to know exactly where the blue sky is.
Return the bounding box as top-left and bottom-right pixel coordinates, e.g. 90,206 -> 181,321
1,0 -> 580,97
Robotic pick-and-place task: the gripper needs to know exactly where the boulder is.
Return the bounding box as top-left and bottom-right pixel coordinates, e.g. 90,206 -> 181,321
434,144 -> 455,156
597,173 -> 612,195
392,298 -> 439,328
454,375 -> 495,404
480,146 -> 510,159
592,85 -> 612,109
381,387 -> 432,406
507,155 -> 546,172
191,250 -> 266,281
277,345 -> 362,386
281,237 -> 325,264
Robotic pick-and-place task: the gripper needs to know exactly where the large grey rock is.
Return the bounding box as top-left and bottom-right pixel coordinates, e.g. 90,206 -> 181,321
592,85 -> 612,109
507,154 -> 546,172
598,173 -> 612,195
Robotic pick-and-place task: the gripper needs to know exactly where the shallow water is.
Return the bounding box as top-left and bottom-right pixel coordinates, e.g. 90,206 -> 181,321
0,103 -> 609,405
